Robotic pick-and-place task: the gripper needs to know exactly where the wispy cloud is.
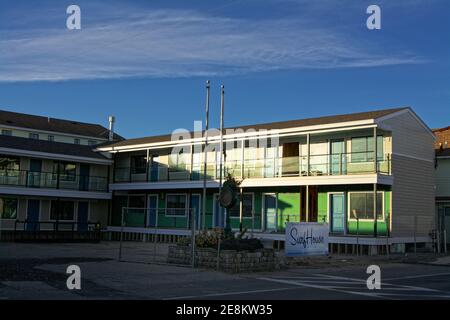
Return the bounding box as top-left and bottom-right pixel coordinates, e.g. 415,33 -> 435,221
0,5 -> 423,82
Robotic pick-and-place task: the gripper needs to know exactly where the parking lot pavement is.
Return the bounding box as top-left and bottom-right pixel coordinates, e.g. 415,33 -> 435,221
1,242 -> 450,299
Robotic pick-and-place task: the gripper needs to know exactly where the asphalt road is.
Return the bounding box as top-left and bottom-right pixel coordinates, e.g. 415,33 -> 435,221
1,242 -> 450,300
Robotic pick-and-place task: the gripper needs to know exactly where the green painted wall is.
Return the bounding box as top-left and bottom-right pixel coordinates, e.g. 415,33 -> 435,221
317,192 -> 328,223
277,192 -> 300,229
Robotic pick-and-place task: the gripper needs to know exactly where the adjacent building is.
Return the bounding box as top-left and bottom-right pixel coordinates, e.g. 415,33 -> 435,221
434,126 -> 450,249
0,109 -> 121,239
97,107 -> 436,252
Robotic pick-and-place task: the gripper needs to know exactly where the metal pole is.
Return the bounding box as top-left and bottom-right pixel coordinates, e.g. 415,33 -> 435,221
356,217 -> 360,256
444,228 -> 448,254
218,84 -> 225,228
373,183 -> 377,238
414,215 -> 417,255
202,80 -> 210,230
239,187 -> 243,232
191,208 -> 196,268
153,207 -> 158,263
306,185 -> 309,222
119,207 -> 125,261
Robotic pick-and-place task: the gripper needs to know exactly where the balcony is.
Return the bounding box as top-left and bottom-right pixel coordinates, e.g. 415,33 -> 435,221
114,151 -> 391,183
0,169 -> 109,192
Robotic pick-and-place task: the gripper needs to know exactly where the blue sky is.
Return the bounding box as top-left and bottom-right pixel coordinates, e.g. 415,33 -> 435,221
0,0 -> 448,138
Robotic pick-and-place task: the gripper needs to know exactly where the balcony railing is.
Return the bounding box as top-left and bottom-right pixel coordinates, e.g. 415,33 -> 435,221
114,151 -> 391,183
0,169 -> 109,192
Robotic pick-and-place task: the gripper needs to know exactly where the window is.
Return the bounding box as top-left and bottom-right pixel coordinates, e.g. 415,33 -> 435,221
50,200 -> 75,220
29,133 -> 39,139
88,140 -> 97,146
1,129 -> 12,136
48,135 -> 54,142
349,192 -> 383,220
166,194 -> 187,216
351,136 -> 383,162
53,161 -> 76,181
128,195 -> 145,208
131,155 -> 147,174
168,152 -> 187,171
228,193 -> 254,217
0,155 -> 20,171
0,198 -> 17,219
74,138 -> 80,145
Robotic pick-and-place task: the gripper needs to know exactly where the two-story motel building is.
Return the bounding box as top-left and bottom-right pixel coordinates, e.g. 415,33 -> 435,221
97,107 -> 436,252
0,109 -> 120,238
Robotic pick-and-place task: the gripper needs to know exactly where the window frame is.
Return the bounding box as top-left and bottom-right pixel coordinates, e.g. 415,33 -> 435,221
130,155 -> 147,174
228,192 -> 255,218
347,191 -> 385,222
350,136 -> 384,163
0,197 -> 18,220
165,193 -> 188,217
50,200 -> 75,221
29,133 -> 39,140
1,129 -> 12,136
53,161 -> 77,181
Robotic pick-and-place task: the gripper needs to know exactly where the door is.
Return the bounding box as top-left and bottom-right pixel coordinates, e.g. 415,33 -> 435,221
330,139 -> 345,175
264,194 -> 277,231
281,142 -> 299,176
147,195 -> 158,227
445,207 -> 450,245
77,201 -> 89,231
190,194 -> 201,229
26,199 -> 40,231
28,159 -> 42,187
79,164 -> 90,191
330,193 -> 345,234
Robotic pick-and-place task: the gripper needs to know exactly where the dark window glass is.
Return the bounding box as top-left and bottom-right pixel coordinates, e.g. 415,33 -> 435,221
53,161 -> 76,181
29,133 -> 39,139
131,156 -> 147,174
50,200 -> 75,220
0,198 -> 18,219
166,194 -> 187,216
0,156 -> 20,171
48,135 -> 54,142
128,195 -> 145,208
228,193 -> 253,217
1,130 -> 12,136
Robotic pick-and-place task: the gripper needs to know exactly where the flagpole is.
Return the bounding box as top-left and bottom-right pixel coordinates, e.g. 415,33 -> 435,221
218,84 -> 225,227
202,80 -> 210,230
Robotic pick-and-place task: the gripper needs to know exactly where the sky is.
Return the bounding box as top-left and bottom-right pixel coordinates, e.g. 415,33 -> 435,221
0,0 -> 448,138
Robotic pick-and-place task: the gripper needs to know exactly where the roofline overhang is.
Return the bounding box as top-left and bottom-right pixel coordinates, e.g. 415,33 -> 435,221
0,123 -> 111,142
97,119 -> 380,153
0,147 -> 113,165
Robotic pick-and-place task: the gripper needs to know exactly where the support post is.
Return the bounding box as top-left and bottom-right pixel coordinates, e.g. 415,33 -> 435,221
373,183 -> 378,238
218,85 -> 225,228
202,80 -> 210,230
239,187 -> 243,232
146,149 -> 150,182
306,133 -> 310,176
373,127 -> 377,173
305,185 -> 309,222
119,207 -> 125,261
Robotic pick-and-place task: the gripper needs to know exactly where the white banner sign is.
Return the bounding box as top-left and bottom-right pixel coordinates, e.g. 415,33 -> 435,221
285,222 -> 329,256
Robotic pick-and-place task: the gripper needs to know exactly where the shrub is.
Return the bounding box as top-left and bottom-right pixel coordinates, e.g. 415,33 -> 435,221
175,228 -> 264,251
